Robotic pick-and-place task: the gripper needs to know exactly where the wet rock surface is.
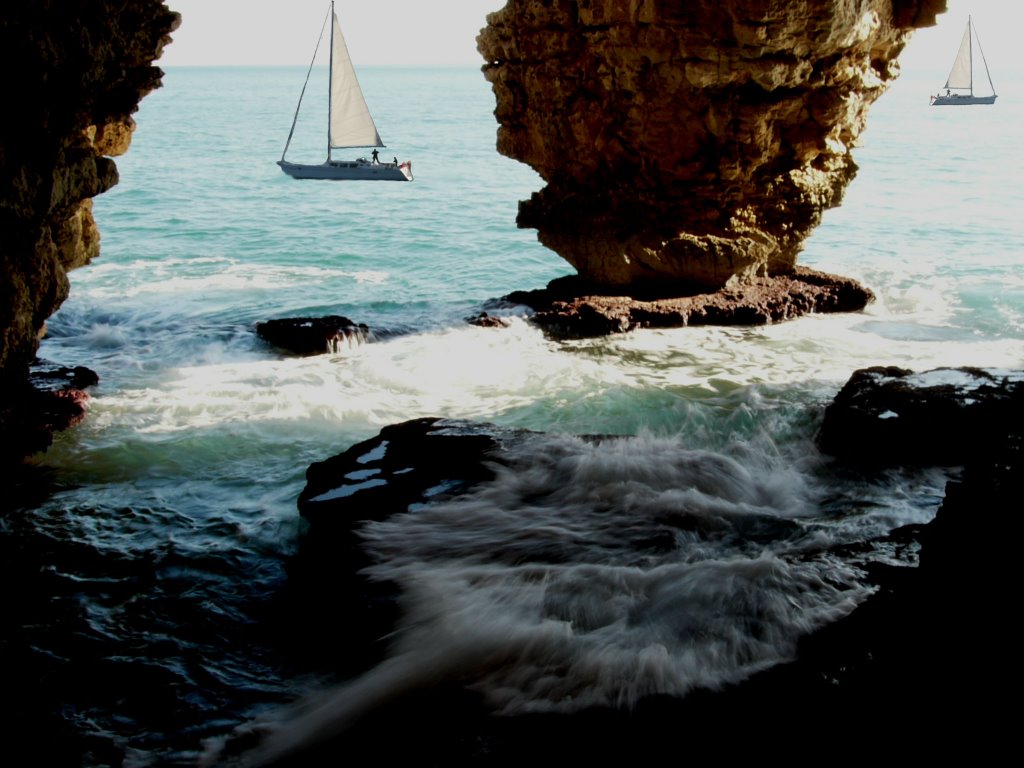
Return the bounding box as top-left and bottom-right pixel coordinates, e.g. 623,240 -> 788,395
505,266 -> 874,338
256,316 -> 374,356
756,365 -> 1023,750
0,387 -> 92,463
29,361 -> 100,392
466,311 -> 513,329
297,417 -> 513,530
818,365 -> 1024,465
0,362 -> 99,463
283,418 -> 522,677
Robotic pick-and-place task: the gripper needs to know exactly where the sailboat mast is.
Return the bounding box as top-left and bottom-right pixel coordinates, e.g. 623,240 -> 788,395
968,15 -> 973,96
327,1 -> 335,163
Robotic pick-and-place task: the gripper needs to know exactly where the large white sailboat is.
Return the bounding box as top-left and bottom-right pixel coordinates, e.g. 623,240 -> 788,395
278,2 -> 413,181
930,16 -> 997,106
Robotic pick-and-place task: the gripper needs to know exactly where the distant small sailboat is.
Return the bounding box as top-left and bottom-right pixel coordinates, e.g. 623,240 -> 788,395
930,15 -> 997,106
278,2 -> 413,181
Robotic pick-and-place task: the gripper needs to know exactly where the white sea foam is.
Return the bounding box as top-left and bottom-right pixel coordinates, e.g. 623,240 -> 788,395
81,322 -> 131,349
76,262 -> 392,303
908,367 -> 1024,388
246,432 -> 869,762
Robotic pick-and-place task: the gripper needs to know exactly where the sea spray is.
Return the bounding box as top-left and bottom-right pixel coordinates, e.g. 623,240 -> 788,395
238,432 -> 871,763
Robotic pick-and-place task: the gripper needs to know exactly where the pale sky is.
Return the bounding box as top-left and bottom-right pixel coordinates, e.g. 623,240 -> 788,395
158,0 -> 1020,76
159,1 -> 506,67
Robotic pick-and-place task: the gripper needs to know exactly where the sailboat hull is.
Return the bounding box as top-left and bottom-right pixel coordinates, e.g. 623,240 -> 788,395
278,159 -> 413,181
930,94 -> 997,106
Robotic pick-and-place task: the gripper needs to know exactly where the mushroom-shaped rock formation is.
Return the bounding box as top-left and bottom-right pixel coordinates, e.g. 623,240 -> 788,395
478,0 -> 946,292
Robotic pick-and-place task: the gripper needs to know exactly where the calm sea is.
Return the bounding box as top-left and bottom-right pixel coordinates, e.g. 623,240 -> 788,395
12,63 -> 1024,763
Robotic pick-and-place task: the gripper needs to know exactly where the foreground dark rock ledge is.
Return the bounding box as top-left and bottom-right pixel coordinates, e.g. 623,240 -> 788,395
282,418 -> 522,677
274,366 -> 1021,762
297,418 -> 514,530
504,266 -> 874,338
819,365 -> 1024,465
763,365 -> 1023,750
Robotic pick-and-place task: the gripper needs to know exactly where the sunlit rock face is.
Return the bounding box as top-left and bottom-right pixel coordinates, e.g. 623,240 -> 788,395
0,2 -> 179,390
479,0 -> 946,291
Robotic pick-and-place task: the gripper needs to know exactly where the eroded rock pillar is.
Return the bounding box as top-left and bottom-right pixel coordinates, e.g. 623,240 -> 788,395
478,0 -> 946,292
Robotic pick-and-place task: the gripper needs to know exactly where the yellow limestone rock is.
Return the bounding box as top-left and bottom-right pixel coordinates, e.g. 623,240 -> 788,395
479,0 -> 947,291
0,2 -> 179,387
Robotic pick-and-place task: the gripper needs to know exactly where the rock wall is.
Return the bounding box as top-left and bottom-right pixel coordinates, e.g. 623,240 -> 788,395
0,2 -> 179,391
478,0 -> 946,291
0,2 -> 178,458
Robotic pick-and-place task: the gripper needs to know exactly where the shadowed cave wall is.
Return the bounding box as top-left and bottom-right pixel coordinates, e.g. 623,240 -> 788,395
0,1 -> 179,457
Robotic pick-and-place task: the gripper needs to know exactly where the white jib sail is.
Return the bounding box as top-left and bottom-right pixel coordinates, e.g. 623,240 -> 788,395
329,11 -> 383,149
944,23 -> 972,90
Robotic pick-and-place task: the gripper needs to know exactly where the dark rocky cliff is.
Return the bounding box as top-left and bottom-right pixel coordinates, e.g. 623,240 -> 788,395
479,0 -> 947,290
0,1 -> 179,457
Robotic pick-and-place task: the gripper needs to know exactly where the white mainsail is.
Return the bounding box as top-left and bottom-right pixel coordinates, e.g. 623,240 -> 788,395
943,22 -> 972,91
930,16 -> 996,105
278,2 -> 412,180
328,10 -> 383,149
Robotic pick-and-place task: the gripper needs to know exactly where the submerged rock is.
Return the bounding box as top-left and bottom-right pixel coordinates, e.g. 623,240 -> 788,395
507,266 -> 873,338
466,311 -> 513,329
298,418 -> 512,530
1,362 -> 99,462
256,315 -> 373,356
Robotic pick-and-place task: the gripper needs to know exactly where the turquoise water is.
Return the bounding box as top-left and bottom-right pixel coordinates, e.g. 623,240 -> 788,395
15,63 -> 1024,763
